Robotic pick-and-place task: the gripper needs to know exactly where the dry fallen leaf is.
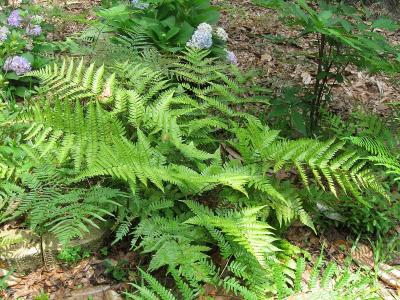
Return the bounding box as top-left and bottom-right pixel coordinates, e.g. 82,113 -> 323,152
261,53 -> 273,62
301,72 -> 312,85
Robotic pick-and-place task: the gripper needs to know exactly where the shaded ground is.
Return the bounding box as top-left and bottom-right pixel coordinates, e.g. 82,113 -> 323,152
216,0 -> 400,116
3,248 -> 134,299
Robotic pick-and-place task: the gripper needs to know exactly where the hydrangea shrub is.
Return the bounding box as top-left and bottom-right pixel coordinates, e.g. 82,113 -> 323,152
0,2 -> 51,100
99,0 -> 237,64
98,0 -> 220,52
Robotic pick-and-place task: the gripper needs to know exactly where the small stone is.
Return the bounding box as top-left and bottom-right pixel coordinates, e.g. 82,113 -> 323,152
66,285 -> 111,300
105,290 -> 123,300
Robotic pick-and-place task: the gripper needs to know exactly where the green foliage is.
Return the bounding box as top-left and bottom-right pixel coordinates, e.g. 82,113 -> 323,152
97,0 -> 220,52
317,111 -> 400,237
230,119 -> 388,227
127,253 -> 379,299
10,51 -> 384,236
268,87 -> 308,136
0,1 -> 396,299
26,59 -> 116,102
0,46 -> 390,299
0,165 -> 125,245
185,201 -> 278,267
349,135 -> 400,181
33,291 -> 50,300
130,204 -> 271,298
21,99 -> 125,171
0,268 -> 13,293
0,2 -> 53,100
104,259 -> 130,281
127,268 -> 178,300
256,0 -> 400,133
57,246 -> 91,265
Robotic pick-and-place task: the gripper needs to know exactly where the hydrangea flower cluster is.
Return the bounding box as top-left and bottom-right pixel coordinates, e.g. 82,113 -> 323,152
0,26 -> 10,42
226,50 -> 238,65
131,0 -> 149,9
215,27 -> 228,42
3,56 -> 32,75
26,24 -> 42,36
186,23 -> 213,50
7,10 -> 22,27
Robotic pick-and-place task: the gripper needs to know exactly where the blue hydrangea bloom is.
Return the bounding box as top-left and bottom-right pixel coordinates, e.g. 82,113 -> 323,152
186,23 -> 213,50
7,10 -> 22,27
0,27 -> 10,42
131,0 -> 149,9
226,50 -> 238,65
26,25 -> 42,36
3,56 -> 32,75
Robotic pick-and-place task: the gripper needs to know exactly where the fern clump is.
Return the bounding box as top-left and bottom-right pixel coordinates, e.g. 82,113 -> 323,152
0,48 -> 389,299
1,166 -> 126,245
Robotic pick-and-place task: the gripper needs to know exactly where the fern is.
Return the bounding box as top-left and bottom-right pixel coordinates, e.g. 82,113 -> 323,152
271,256 -> 378,300
2,166 -> 125,245
20,100 -> 125,170
1,50 -> 386,300
230,119 -> 388,228
308,253 -> 323,289
184,201 -> 278,268
294,256 -> 305,293
348,136 -> 400,181
169,268 -> 199,300
127,247 -> 378,300
26,59 -> 116,102
128,268 -> 177,300
320,261 -> 337,289
173,48 -> 224,86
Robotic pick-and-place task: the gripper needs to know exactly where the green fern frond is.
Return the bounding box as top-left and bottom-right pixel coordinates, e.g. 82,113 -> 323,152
221,276 -> 258,300
26,59 -> 116,101
184,201 -> 279,267
21,100 -> 125,170
129,268 -> 177,300
294,257 -> 306,293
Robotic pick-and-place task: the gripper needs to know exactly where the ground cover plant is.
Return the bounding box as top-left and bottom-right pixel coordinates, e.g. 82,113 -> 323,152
0,0 -> 399,298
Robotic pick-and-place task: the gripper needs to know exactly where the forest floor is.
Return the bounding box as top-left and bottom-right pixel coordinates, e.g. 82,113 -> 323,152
2,0 -> 400,299
217,0 -> 400,117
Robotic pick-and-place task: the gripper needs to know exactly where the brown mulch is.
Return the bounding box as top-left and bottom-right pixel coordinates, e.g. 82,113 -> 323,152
3,250 -> 135,299
33,0 -> 101,41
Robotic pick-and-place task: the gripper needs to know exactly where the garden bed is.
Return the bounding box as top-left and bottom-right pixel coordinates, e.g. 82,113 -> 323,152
0,0 -> 399,299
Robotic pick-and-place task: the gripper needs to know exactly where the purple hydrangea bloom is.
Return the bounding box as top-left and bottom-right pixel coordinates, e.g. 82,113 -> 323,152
186,23 -> 213,50
7,10 -> 22,27
131,0 -> 149,9
3,56 -> 32,75
0,26 -> 10,42
226,50 -> 238,65
26,25 -> 42,36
